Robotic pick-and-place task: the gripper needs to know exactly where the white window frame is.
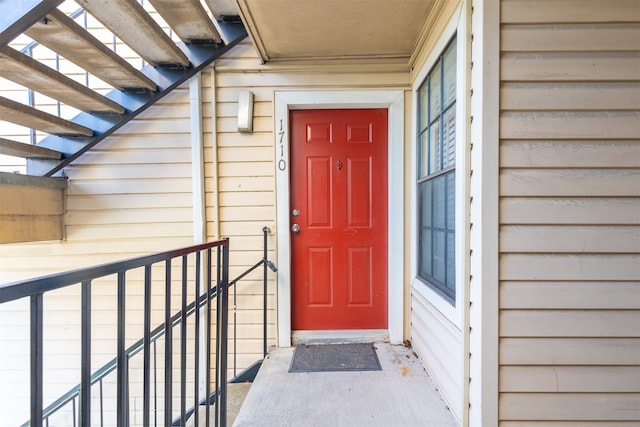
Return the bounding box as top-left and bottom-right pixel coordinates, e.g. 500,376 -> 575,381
410,7 -> 468,329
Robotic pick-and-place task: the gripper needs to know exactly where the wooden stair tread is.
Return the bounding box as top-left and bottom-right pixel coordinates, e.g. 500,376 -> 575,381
0,45 -> 124,114
79,0 -> 189,67
0,96 -> 93,136
149,0 -> 222,44
204,0 -> 240,21
26,9 -> 156,91
0,137 -> 62,160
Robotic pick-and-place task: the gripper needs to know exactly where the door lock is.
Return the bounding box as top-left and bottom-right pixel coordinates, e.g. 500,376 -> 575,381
291,224 -> 300,233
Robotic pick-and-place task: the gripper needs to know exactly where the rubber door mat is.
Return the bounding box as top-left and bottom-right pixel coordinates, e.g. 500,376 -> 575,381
289,343 -> 382,373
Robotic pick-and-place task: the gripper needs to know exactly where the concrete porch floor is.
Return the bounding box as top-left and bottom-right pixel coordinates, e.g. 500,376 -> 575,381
233,342 -> 460,427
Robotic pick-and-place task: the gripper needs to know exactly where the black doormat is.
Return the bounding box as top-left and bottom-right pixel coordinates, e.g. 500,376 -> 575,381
289,343 -> 381,373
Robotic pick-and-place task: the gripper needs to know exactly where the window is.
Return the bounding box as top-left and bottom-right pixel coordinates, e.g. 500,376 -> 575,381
417,36 -> 457,303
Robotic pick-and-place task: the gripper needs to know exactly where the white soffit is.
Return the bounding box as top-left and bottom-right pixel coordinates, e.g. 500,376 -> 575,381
235,0 -> 436,63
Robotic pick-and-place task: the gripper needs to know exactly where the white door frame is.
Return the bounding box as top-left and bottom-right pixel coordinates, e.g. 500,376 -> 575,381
274,90 -> 405,346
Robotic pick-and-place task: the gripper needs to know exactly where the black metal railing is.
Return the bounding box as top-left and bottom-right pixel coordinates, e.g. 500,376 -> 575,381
0,228 -> 276,427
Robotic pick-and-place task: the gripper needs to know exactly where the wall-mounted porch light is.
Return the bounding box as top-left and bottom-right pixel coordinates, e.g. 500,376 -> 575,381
237,89 -> 254,133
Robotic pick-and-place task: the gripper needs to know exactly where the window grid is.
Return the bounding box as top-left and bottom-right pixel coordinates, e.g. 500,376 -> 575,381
417,35 -> 456,303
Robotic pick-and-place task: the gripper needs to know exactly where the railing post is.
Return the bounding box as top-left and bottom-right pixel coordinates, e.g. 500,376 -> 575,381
215,246 -> 222,427
30,294 -> 43,427
180,255 -> 188,426
262,227 -> 268,358
164,260 -> 173,427
205,248 -> 213,427
216,241 -> 230,427
80,280 -> 91,427
194,252 -> 201,427
143,265 -> 152,427
116,272 -> 127,427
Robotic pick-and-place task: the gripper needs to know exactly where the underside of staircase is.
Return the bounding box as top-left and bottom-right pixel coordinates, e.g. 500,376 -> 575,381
0,0 -> 247,243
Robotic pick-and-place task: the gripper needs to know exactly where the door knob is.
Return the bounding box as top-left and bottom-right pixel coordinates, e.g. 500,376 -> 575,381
291,224 -> 300,233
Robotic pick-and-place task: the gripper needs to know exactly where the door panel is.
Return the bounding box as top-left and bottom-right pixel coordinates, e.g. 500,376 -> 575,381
290,109 -> 388,330
347,247 -> 372,305
307,157 -> 332,227
347,157 -> 372,227
308,247 -> 332,305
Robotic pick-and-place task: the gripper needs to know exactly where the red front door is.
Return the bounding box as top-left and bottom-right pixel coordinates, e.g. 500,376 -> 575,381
290,109 -> 388,330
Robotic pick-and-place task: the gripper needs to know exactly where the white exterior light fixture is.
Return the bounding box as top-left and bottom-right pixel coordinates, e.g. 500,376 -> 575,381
237,89 -> 254,132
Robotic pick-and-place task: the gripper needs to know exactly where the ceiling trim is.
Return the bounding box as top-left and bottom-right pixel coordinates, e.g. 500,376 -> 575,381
408,0 -> 452,69
235,0 -> 268,63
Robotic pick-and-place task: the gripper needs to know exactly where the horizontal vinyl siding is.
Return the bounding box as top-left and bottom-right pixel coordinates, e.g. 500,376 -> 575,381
411,290 -> 464,417
204,56 -> 276,373
209,39 -> 410,369
498,0 -> 640,425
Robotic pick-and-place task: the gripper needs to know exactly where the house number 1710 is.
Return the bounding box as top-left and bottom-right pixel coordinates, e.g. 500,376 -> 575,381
278,119 -> 287,171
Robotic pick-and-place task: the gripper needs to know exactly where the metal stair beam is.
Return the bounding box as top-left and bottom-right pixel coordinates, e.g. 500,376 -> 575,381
149,0 -> 222,44
0,137 -> 61,159
75,0 -> 189,67
0,96 -> 93,136
25,9 -> 156,91
0,46 -> 125,114
0,0 -> 63,46
27,21 -> 247,176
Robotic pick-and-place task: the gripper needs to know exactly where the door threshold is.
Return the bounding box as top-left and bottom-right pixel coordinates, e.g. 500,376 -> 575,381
292,329 -> 389,345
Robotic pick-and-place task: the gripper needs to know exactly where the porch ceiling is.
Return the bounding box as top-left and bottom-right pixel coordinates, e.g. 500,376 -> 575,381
235,0 -> 436,63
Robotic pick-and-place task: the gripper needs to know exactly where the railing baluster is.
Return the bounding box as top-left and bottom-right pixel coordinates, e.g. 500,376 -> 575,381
153,339 -> 157,427
219,243 -> 230,427
205,248 -> 212,427
164,259 -> 173,427
116,271 -> 127,427
124,356 -> 130,426
30,294 -> 44,427
99,378 -> 104,427
263,227 -> 269,358
180,255 -> 188,426
194,251 -> 201,427
80,280 -> 92,427
215,246 -> 222,427
72,397 -> 76,427
143,265 -> 152,427
233,261 -> 237,377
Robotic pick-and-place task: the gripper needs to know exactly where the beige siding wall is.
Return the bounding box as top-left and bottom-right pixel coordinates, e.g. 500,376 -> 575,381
203,61 -> 278,369
411,290 -> 464,415
499,0 -> 640,424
